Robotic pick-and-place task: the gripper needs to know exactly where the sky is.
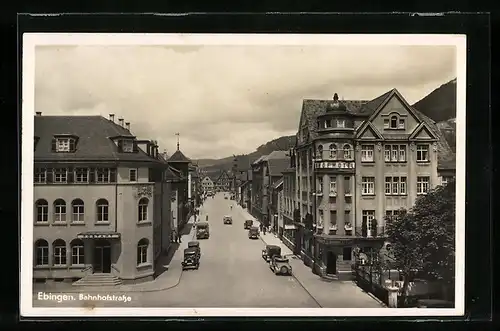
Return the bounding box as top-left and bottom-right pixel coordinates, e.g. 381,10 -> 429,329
34,44 -> 457,159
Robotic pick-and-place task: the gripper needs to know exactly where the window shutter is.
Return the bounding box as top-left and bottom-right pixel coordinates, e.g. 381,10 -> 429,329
133,142 -> 139,153
89,168 -> 96,183
110,168 -> 117,182
67,167 -> 74,183
51,139 -> 57,152
69,139 -> 76,152
46,168 -> 53,183
118,140 -> 123,152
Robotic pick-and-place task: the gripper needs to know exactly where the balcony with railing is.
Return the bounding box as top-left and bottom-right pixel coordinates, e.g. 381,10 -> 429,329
355,226 -> 386,238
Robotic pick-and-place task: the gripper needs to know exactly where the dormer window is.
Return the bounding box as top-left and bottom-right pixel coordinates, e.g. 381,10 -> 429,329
390,116 -> 398,129
398,118 -> 405,129
51,135 -> 78,153
343,144 -> 353,160
325,119 -> 331,128
122,140 -> 134,153
336,120 -> 345,128
385,114 -> 405,130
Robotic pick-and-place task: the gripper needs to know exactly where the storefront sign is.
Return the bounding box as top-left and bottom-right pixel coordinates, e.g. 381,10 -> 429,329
315,161 -> 355,170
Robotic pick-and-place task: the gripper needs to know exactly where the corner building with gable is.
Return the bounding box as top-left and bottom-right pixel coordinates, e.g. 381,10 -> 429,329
290,91 -> 455,280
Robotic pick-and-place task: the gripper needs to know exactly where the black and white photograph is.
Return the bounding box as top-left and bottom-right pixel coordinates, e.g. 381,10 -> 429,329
21,33 -> 465,317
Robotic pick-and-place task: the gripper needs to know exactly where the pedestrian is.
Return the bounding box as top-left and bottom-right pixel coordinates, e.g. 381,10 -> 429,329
262,223 -> 267,235
177,229 -> 182,243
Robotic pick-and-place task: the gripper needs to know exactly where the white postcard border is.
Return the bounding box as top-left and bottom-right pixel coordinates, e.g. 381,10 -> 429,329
21,33 -> 466,318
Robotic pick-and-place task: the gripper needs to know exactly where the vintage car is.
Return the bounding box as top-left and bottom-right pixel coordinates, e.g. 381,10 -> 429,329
181,248 -> 199,270
262,244 -> 281,262
196,221 -> 210,239
224,196 -> 228,200
223,215 -> 233,225
269,255 -> 292,275
187,241 -> 201,258
244,219 -> 253,229
248,226 -> 259,239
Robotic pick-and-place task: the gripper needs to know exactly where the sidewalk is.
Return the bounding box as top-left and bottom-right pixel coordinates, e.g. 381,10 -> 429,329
33,216 -> 197,294
237,205 -> 385,308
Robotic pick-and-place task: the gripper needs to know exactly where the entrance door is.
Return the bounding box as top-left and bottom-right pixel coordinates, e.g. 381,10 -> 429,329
326,251 -> 337,275
93,240 -> 111,273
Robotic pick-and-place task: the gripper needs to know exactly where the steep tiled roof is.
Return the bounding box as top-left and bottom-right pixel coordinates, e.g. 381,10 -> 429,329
268,157 -> 290,177
34,115 -> 159,162
165,166 -> 182,181
168,149 -> 191,163
262,150 -> 288,161
252,155 -> 267,165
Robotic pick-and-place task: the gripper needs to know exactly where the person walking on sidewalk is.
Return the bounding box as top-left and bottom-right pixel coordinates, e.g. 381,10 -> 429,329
262,223 -> 267,235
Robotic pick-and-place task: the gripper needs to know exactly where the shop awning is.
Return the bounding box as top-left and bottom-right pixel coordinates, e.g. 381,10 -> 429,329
77,231 -> 121,240
284,224 -> 296,230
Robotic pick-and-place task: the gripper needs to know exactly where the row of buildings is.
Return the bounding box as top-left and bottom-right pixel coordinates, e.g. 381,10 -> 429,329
237,90 -> 456,280
200,170 -> 233,193
32,113 -> 202,285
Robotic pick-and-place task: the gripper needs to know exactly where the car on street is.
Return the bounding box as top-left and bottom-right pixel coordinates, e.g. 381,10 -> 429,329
244,219 -> 253,229
262,244 -> 281,262
248,226 -> 259,239
181,248 -> 200,270
223,215 -> 233,225
269,255 -> 293,275
188,241 -> 201,259
196,221 -> 210,239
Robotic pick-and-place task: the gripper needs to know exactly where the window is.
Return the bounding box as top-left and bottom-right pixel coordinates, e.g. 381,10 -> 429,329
385,176 -> 407,195
96,168 -> 110,183
343,144 -> 352,160
122,140 -> 134,153
56,138 -> 70,152
71,199 -> 85,223
344,176 -> 352,195
35,199 -> 48,223
383,119 -> 389,129
96,199 -> 109,222
416,144 -> 429,162
337,120 -> 345,128
343,247 -> 352,261
34,168 -> 46,183
137,239 -> 148,265
400,177 -> 407,195
53,199 -> 66,223
385,177 -> 391,195
399,145 -> 407,162
345,211 -> 351,224
129,169 -> 138,182
330,210 -> 337,226
361,177 -> 375,195
390,116 -> 398,129
441,176 -> 454,186
417,176 -> 430,195
362,210 -> 375,236
325,119 -> 331,128
138,198 -> 149,222
361,145 -> 374,162
392,177 -> 399,195
35,239 -> 49,266
399,119 -> 405,129
329,144 -> 337,159
52,239 -> 67,266
317,176 -> 323,193
386,209 -> 400,218
329,176 -> 337,195
74,168 -> 88,183
318,210 -> 324,226
317,145 -> 323,158
385,145 -> 406,163
53,168 -> 68,183
71,239 -> 85,265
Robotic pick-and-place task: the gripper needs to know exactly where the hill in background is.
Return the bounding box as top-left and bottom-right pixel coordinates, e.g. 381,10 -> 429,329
196,78 -> 457,175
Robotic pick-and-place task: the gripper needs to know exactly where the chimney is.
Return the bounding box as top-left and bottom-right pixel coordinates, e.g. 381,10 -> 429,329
125,122 -> 130,131
118,118 -> 124,126
109,114 -> 115,122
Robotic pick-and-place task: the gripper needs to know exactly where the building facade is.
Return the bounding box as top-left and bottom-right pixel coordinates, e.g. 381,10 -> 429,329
167,148 -> 192,232
214,170 -> 231,192
290,90 -> 455,280
33,114 -> 175,284
201,176 -> 214,193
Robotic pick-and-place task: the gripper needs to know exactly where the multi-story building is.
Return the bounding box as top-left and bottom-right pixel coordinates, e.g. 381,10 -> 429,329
166,146 -> 192,232
238,170 -> 253,209
214,170 -> 231,192
290,90 -> 455,280
270,178 -> 284,235
281,165 -> 298,253
33,113 -> 175,285
200,176 -> 214,193
267,155 -> 290,233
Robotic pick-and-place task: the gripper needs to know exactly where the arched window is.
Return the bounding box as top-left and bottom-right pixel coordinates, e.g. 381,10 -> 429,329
71,199 -> 85,223
137,238 -> 149,265
53,199 -> 66,223
70,239 -> 85,265
329,144 -> 337,159
34,239 -> 49,266
52,239 -> 67,266
390,116 -> 398,129
35,199 -> 48,223
96,199 -> 109,222
138,198 -> 149,222
343,144 -> 352,160
317,145 -> 323,158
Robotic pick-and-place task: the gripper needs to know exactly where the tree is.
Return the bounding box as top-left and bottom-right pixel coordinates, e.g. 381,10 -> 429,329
385,180 -> 456,303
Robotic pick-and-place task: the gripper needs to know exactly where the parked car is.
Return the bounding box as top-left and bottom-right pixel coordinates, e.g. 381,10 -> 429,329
196,221 -> 210,239
270,255 -> 292,275
181,248 -> 200,270
244,220 -> 253,229
187,241 -> 201,259
248,226 -> 259,239
262,245 -> 281,262
223,215 -> 233,225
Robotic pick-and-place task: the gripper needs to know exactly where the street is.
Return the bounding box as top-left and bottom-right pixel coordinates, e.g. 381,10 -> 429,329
33,192 -> 384,308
